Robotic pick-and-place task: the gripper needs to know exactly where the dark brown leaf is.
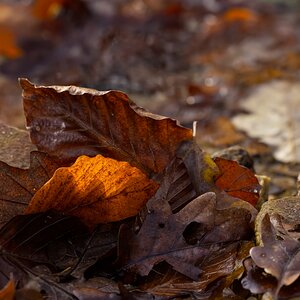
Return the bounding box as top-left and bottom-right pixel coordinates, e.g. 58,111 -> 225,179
0,151 -> 59,228
141,242 -> 253,297
243,214 -> 300,299
20,78 -> 192,175
118,146 -> 255,281
0,211 -> 118,278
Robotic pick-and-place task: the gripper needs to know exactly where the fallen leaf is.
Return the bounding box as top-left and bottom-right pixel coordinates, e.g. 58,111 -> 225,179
232,81 -> 300,162
21,78 -> 192,175
214,157 -> 260,206
141,242 -> 253,297
0,151 -> 59,228
243,214 -> 300,299
0,123 -> 36,168
0,278 -> 15,300
118,148 -> 255,280
26,155 -> 159,226
0,26 -> 22,58
119,192 -> 216,280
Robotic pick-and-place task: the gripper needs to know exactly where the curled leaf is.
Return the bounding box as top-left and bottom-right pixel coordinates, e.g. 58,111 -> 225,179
26,155 -> 159,226
21,78 -> 192,175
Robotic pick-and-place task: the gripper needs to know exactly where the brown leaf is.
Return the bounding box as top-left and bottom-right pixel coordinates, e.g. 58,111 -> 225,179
243,214 -> 300,299
214,157 -> 260,206
141,242 -> 253,297
119,192 -> 216,281
117,139 -> 256,281
26,155 -> 159,226
0,151 -> 59,228
20,78 -> 192,176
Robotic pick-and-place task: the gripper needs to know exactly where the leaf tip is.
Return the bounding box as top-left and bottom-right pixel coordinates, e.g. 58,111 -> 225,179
18,78 -> 34,90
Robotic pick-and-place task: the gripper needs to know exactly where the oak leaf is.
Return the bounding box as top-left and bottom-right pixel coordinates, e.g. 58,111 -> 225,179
20,78 -> 192,176
243,214 -> 300,299
0,151 -> 59,228
214,157 -> 260,206
26,155 -> 159,226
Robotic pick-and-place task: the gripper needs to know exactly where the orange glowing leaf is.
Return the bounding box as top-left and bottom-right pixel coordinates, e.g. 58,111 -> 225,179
0,26 -> 22,59
26,155 -> 159,226
214,157 -> 260,206
0,279 -> 15,300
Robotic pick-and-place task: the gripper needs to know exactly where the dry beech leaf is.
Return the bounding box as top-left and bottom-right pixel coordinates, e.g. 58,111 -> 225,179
20,78 -> 192,176
214,157 -> 260,206
0,151 -> 59,228
26,155 -> 159,226
0,278 -> 15,300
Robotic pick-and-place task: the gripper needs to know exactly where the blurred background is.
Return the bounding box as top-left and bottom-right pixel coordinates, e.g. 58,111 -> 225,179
0,0 -> 299,194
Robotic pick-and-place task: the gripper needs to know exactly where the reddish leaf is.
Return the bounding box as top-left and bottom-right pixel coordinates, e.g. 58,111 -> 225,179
26,155 -> 159,226
214,157 -> 260,206
20,79 -> 192,176
0,151 -> 59,228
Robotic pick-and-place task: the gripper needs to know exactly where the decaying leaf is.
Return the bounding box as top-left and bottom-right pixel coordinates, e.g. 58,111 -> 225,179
141,241 -> 253,297
243,214 -> 300,299
233,81 -> 300,162
26,154 -> 159,226
20,78 -> 192,175
214,157 -> 260,206
0,151 -> 59,228
119,192 -> 216,281
118,147 -> 256,281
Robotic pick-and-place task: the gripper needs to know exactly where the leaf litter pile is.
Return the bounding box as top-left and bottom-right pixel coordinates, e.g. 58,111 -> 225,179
0,78 -> 298,300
